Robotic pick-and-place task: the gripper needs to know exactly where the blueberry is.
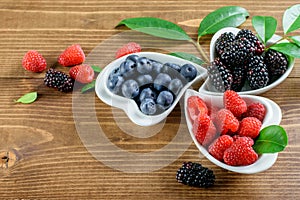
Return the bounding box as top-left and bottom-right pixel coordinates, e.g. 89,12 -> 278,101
126,54 -> 139,62
120,59 -> 137,77
139,88 -> 157,102
153,73 -> 172,91
156,90 -> 174,110
162,62 -> 181,73
168,78 -> 183,96
151,60 -> 163,74
137,74 -> 153,86
180,64 -> 197,81
137,57 -> 153,74
140,98 -> 157,115
121,79 -> 139,98
107,74 -> 124,94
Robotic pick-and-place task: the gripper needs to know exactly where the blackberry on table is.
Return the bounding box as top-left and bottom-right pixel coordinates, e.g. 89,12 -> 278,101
247,55 -> 269,89
215,32 -> 235,56
207,58 -> 233,92
176,162 -> 215,188
44,68 -> 74,92
264,49 -> 288,77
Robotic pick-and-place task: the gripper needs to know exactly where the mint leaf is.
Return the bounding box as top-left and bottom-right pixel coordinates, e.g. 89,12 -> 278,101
270,42 -> 300,58
289,36 -> 300,47
15,92 -> 37,104
253,125 -> 288,154
198,6 -> 249,38
252,16 -> 277,45
169,52 -> 205,65
116,17 -> 191,41
91,65 -> 102,73
283,4 -> 300,34
81,80 -> 96,93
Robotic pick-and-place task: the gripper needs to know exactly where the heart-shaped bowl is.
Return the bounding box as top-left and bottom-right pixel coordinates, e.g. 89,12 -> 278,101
184,89 -> 282,174
95,52 -> 207,126
199,27 -> 295,95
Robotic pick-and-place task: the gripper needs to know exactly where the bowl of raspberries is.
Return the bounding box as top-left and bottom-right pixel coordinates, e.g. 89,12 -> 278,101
199,27 -> 295,95
95,52 -> 207,126
184,89 -> 282,174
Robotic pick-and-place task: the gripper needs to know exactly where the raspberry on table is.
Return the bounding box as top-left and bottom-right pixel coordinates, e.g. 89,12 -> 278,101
243,102 -> 266,122
115,42 -> 141,59
238,117 -> 262,139
58,44 -> 85,67
215,108 -> 239,135
22,50 -> 47,72
69,64 -> 95,84
176,162 -> 215,187
208,135 -> 233,161
223,90 -> 247,118
223,136 -> 258,166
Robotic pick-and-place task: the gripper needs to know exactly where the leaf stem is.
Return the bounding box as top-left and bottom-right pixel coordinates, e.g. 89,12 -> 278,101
190,39 -> 210,64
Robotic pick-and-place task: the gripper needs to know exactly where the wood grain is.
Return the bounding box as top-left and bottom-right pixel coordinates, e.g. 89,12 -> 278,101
0,0 -> 300,199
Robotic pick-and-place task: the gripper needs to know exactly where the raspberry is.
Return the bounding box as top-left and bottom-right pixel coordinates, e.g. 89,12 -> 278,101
58,44 -> 85,67
208,135 -> 233,161
22,50 -> 47,72
192,114 -> 216,147
176,162 -> 215,187
215,109 -> 239,135
243,102 -> 266,122
207,58 -> 233,92
238,117 -> 262,139
223,90 -> 247,118
44,68 -> 74,92
223,136 -> 258,166
187,96 -> 208,122
69,64 -> 95,84
115,42 -> 141,59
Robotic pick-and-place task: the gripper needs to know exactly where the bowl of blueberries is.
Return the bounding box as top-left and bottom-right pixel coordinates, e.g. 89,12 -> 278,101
95,52 -> 207,126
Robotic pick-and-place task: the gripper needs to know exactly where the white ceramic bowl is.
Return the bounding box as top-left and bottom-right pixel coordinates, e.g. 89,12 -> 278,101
95,52 -> 207,126
184,89 -> 282,174
199,27 -> 295,95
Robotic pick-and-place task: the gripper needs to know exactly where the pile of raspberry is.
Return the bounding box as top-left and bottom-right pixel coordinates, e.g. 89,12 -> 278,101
187,90 -> 266,166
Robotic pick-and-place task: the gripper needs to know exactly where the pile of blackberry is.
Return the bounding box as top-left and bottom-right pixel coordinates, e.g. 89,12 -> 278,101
176,162 -> 215,188
208,29 -> 288,92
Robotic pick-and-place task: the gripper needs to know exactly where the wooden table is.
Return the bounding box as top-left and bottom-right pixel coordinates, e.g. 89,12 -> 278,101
0,0 -> 299,199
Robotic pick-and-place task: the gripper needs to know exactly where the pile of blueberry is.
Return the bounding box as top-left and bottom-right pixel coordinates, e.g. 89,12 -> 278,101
107,54 -> 198,115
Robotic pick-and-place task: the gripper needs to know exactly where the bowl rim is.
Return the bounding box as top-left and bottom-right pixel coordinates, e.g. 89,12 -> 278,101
199,27 -> 295,96
184,89 -> 281,174
95,51 -> 207,126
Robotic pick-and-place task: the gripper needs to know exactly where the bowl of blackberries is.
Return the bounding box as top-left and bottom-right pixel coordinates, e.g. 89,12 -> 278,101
199,27 -> 295,95
95,52 -> 207,126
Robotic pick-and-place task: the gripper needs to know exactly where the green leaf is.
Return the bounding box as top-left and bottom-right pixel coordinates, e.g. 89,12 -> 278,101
15,92 -> 37,104
198,6 -> 249,38
169,52 -> 205,65
252,16 -> 277,45
289,36 -> 300,47
270,42 -> 300,58
81,80 -> 96,93
116,17 -> 191,41
283,4 -> 300,34
253,125 -> 288,154
91,65 -> 102,73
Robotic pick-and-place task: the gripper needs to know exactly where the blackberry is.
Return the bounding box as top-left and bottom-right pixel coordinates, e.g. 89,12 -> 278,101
231,65 -> 247,92
264,49 -> 288,77
176,162 -> 215,188
215,32 -> 235,56
44,68 -> 74,92
247,55 -> 269,89
236,29 -> 264,55
207,58 -> 233,92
